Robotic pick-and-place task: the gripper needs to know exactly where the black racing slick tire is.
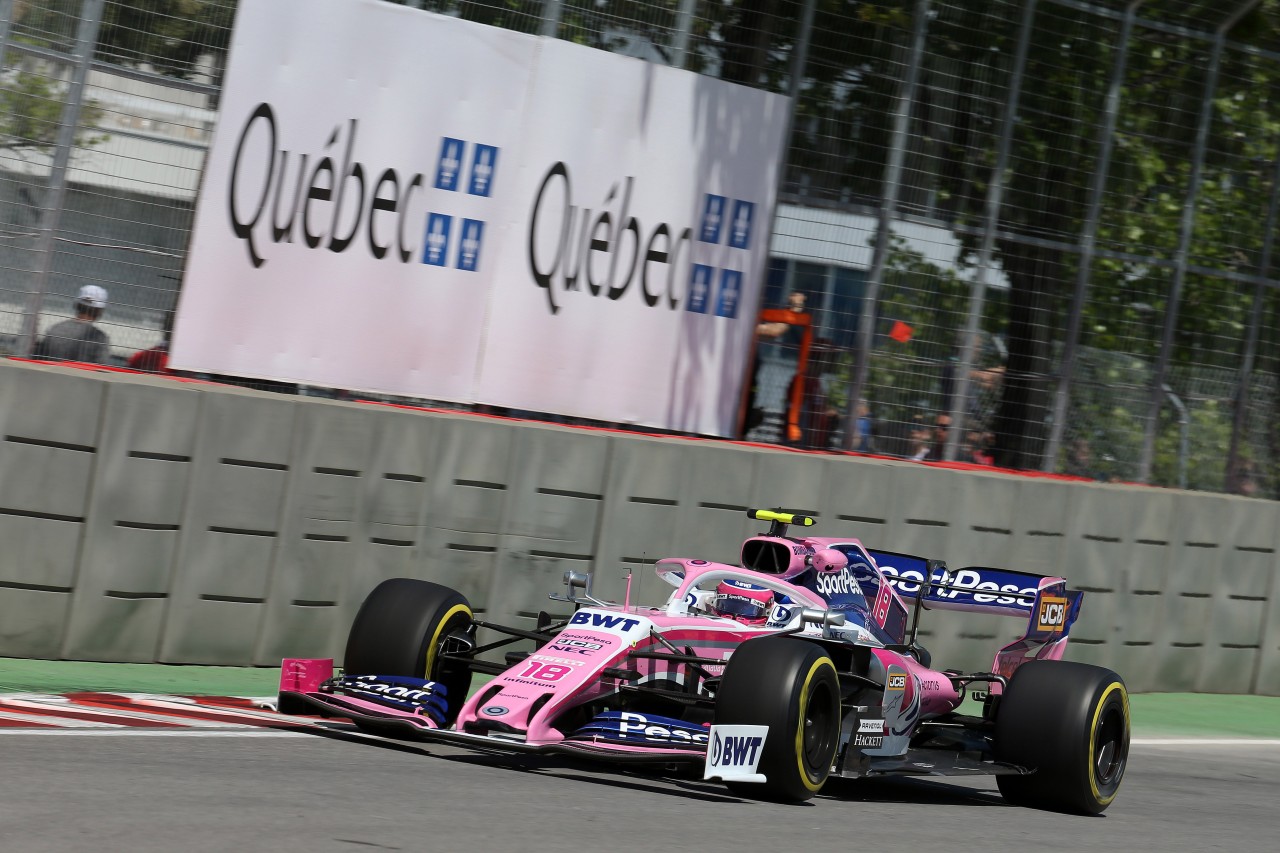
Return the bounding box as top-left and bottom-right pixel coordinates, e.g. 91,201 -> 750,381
994,660 -> 1130,814
343,578 -> 474,725
714,637 -> 841,802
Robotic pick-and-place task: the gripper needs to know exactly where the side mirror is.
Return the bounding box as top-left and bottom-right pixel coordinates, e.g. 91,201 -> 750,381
549,570 -> 610,607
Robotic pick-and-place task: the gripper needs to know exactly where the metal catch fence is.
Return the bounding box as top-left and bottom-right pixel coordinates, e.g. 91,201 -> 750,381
4,0 -> 1280,497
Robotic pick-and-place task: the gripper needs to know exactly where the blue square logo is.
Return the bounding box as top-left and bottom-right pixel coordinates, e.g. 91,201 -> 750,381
716,269 -> 743,318
687,265 -> 714,313
422,213 -> 453,266
699,194 -> 727,244
728,200 -> 755,250
457,219 -> 484,272
435,138 -> 466,192
468,145 -> 499,197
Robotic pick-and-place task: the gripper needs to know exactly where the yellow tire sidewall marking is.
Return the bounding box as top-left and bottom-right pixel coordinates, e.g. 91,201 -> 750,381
424,603 -> 472,681
794,656 -> 838,792
1088,680 -> 1129,806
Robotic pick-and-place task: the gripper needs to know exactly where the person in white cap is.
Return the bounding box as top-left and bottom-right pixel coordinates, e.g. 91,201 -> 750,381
33,284 -> 112,364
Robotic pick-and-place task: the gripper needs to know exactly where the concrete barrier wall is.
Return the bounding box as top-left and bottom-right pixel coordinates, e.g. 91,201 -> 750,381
2,359 -> 1278,695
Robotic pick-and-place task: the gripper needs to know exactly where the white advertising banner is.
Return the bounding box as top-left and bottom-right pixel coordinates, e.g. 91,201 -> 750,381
172,0 -> 789,436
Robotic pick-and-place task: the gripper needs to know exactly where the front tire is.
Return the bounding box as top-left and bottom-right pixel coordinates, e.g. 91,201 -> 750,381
994,660 -> 1130,814
344,578 -> 474,725
714,637 -> 841,802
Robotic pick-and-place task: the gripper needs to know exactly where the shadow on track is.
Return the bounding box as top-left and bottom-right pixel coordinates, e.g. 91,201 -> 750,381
825,775 -> 1008,808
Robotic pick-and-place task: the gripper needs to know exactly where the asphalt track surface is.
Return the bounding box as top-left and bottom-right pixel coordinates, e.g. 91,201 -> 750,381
2,725 -> 1278,853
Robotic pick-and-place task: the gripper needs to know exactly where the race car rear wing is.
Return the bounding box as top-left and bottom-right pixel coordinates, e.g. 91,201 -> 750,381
866,550 -> 1068,620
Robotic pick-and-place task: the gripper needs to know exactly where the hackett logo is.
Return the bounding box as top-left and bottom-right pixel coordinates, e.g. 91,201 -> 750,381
226,102 -> 496,270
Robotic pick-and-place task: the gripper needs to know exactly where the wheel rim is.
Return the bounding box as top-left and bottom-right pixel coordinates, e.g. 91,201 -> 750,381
802,678 -> 838,775
1093,703 -> 1127,790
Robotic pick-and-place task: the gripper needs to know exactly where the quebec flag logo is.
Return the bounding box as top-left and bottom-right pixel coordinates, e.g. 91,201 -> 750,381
716,269 -> 743,319
699,194 -> 727,244
422,213 -> 452,266
435,138 -> 465,192
457,219 -> 484,272
687,265 -> 714,313
468,145 -> 498,197
729,201 -> 754,250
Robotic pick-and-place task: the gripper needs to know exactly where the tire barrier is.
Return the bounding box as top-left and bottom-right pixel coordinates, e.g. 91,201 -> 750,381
2,359 -> 1277,695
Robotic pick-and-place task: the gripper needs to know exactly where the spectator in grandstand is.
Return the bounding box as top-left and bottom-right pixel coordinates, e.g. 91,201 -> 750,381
852,399 -> 875,453
929,414 -> 952,460
743,290 -> 809,438
1228,458 -> 1260,497
127,310 -> 173,374
33,285 -> 111,365
906,414 -> 932,461
1065,436 -> 1100,480
964,430 -> 994,465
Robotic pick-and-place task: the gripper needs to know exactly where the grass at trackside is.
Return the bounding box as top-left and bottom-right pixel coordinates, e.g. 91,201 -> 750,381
2,658 -> 1278,737
1129,692 -> 1280,738
0,657 -> 282,697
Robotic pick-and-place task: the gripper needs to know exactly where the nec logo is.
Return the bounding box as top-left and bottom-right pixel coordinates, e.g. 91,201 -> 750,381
686,193 -> 755,319
548,638 -> 603,656
887,673 -> 907,691
708,731 -> 763,768
569,611 -> 641,634
1036,596 -> 1069,632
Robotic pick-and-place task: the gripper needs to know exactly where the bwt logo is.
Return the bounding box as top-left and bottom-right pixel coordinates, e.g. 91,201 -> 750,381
686,193 -> 754,320
709,731 -> 763,768
1035,595 -> 1069,633
569,611 -> 641,634
225,103 -> 497,273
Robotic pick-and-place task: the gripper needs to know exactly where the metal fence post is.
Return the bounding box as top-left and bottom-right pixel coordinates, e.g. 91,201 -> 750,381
541,0 -> 564,38
1042,0 -> 1144,472
1137,0 -> 1259,483
841,0 -> 931,450
1225,151 -> 1280,491
670,0 -> 699,69
943,0 -> 1037,462
14,0 -> 106,358
0,0 -> 16,71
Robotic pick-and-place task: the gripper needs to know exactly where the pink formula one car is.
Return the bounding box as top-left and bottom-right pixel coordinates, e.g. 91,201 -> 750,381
279,509 -> 1129,813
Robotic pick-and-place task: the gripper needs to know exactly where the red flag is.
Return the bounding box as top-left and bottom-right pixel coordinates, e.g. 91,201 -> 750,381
889,320 -> 914,343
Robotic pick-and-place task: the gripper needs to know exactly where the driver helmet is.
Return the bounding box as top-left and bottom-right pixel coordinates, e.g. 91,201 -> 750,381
709,579 -> 775,625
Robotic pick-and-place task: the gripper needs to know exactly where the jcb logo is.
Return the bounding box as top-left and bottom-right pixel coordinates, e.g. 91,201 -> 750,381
1036,596 -> 1069,633
887,673 -> 907,691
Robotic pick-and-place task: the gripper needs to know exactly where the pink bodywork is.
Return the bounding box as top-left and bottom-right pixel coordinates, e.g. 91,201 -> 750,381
281,539 -> 1077,758
453,558 -> 830,745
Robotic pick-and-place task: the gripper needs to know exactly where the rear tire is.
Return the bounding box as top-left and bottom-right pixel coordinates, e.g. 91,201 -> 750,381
714,637 -> 841,802
994,660 -> 1130,814
344,578 -> 474,725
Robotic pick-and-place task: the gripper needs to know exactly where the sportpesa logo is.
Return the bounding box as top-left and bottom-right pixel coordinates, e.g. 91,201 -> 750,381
226,103 -> 497,271
815,569 -> 862,598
